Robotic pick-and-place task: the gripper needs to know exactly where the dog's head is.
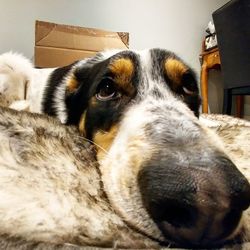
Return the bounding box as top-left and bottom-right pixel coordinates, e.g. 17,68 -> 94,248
50,49 -> 250,248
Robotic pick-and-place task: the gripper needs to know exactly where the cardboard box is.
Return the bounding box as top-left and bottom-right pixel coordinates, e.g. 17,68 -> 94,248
34,20 -> 129,68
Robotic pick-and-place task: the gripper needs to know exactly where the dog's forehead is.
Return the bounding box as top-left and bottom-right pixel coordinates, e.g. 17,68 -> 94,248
99,49 -> 160,63
83,49 -> 193,99
98,49 -> 180,76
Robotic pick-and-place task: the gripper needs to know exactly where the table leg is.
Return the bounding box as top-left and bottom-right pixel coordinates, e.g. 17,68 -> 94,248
200,63 -> 208,113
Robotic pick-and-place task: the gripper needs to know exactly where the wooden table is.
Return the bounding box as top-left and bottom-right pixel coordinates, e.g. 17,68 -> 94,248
200,47 -> 221,113
200,47 -> 244,117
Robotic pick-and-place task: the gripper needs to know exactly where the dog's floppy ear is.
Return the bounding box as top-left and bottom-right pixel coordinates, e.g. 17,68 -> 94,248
67,52 -> 107,94
65,64 -> 92,95
164,58 -> 201,117
64,65 -> 93,128
66,53 -> 106,95
64,57 -> 109,135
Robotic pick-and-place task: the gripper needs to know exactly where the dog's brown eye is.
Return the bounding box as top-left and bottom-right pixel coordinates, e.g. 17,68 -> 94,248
96,79 -> 119,101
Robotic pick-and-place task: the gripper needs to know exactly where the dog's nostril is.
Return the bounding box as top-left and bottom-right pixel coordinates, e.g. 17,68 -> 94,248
220,157 -> 250,211
231,180 -> 250,211
150,200 -> 198,228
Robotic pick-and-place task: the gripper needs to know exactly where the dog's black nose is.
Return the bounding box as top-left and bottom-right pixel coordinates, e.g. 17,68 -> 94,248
138,154 -> 250,247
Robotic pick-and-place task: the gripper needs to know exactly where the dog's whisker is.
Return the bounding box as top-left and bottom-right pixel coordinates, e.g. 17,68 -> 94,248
79,136 -> 108,155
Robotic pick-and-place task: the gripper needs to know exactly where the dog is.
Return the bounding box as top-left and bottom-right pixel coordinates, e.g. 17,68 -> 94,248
0,49 -> 250,249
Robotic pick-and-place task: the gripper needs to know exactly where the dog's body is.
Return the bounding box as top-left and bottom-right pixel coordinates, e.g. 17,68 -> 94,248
0,50 -> 250,249
0,107 -> 156,249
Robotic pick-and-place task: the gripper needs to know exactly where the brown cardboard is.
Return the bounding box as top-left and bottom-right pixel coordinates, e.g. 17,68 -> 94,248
34,20 -> 129,68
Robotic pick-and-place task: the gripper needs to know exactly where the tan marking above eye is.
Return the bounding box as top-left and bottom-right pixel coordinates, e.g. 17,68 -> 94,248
164,58 -> 188,88
108,58 -> 135,95
66,76 -> 79,93
109,58 -> 134,78
93,125 -> 119,161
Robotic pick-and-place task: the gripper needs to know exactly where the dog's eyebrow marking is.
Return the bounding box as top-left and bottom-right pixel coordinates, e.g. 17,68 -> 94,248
108,58 -> 135,95
66,76 -> 79,93
164,58 -> 188,86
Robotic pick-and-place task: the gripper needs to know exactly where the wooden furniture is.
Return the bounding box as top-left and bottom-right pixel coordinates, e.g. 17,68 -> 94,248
200,45 -> 221,114
200,44 -> 244,117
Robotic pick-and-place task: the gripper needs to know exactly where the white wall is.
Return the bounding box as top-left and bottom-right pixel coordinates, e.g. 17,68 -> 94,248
0,0 -> 228,73
4,0 -> 248,117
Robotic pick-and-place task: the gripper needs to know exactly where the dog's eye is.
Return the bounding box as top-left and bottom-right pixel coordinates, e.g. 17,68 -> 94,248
181,73 -> 198,96
183,86 -> 196,95
96,79 -> 119,101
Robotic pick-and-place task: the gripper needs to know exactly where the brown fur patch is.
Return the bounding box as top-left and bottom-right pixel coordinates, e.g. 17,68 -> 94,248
93,125 -> 119,160
165,58 -> 188,88
78,111 -> 87,137
109,58 -> 135,95
66,76 -> 79,93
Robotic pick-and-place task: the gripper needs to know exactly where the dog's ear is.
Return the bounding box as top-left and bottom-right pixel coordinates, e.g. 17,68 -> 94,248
65,65 -> 91,95
64,65 -> 92,129
66,52 -> 106,95
164,58 -> 201,117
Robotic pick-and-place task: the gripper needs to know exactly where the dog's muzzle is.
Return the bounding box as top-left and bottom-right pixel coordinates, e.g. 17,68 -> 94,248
137,106 -> 250,247
139,154 -> 250,247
